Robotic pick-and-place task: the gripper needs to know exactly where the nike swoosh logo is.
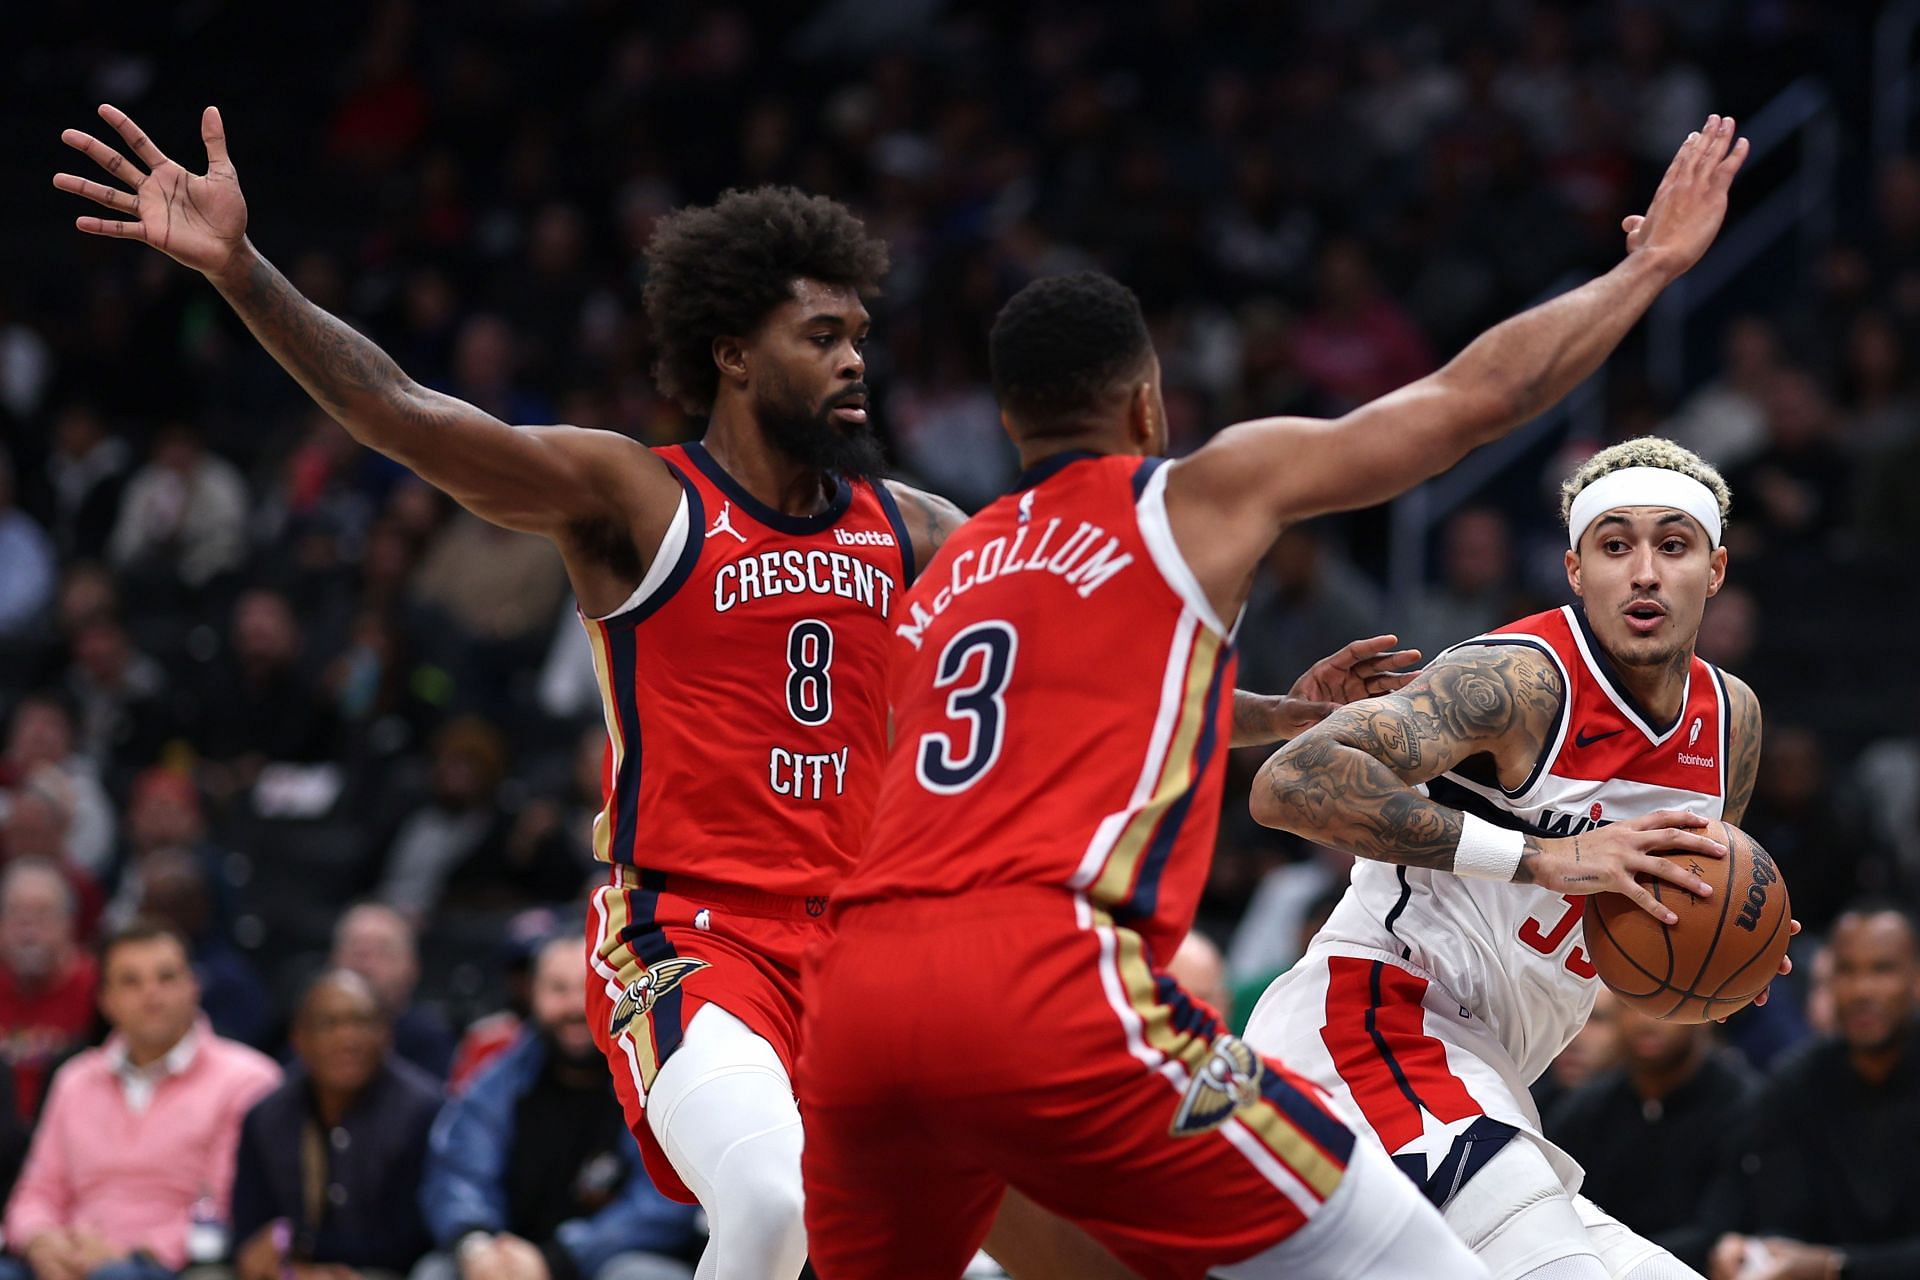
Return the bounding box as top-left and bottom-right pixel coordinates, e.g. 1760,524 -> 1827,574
1574,727 -> 1626,748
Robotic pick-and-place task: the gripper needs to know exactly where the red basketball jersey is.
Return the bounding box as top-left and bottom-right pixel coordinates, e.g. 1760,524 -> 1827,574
838,452 -> 1236,959
579,442 -> 913,896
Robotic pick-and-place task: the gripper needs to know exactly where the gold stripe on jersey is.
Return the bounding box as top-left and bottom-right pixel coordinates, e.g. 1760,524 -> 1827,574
1089,623 -> 1223,908
592,884 -> 664,1090
1099,905 -> 1346,1200
584,619 -> 622,865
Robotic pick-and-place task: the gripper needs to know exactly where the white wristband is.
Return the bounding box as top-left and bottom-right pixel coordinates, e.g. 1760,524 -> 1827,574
1452,814 -> 1526,881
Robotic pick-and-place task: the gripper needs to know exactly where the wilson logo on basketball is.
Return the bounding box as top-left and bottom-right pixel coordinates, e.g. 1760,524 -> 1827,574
1733,846 -> 1780,933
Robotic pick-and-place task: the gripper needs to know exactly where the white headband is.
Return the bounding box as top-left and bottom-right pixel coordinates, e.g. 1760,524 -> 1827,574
1567,466 -> 1722,550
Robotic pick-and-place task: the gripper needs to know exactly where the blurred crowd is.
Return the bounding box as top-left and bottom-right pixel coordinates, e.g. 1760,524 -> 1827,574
0,0 -> 1918,1276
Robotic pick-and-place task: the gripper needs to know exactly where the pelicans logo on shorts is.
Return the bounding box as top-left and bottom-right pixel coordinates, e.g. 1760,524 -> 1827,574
608,957 -> 710,1038
1170,1034 -> 1264,1136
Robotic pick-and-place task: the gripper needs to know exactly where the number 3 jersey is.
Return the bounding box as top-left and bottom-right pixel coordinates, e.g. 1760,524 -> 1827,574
578,442 -> 913,897
1313,605 -> 1730,1085
836,452 -> 1237,962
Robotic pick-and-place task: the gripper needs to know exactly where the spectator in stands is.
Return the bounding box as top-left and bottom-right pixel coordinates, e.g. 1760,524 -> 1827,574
1661,315 -> 1779,471
1549,1004 -> 1753,1270
418,936 -> 699,1280
133,850 -> 269,1049
331,904 -> 455,1079
192,590 -> 339,792
0,454 -> 55,642
1725,368 -> 1853,557
61,612 -> 170,788
3,921 -> 279,1280
106,423 -> 249,593
1288,237 -> 1434,411
1234,526 -> 1384,700
1712,905 -> 1920,1280
0,861 -> 95,1118
1532,987 -> 1620,1117
447,909 -> 561,1093
1400,506 -> 1527,660
39,405 -> 129,563
232,970 -> 440,1280
105,769 -> 234,935
1,694 -> 113,880
0,774 -> 101,936
374,718 -> 579,921
1742,727 -> 1888,937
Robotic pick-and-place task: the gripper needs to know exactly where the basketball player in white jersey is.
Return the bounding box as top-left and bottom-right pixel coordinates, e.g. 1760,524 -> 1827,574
1244,437 -> 1788,1280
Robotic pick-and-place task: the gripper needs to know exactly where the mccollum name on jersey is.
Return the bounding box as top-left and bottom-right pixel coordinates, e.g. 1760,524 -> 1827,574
896,510 -> 1134,650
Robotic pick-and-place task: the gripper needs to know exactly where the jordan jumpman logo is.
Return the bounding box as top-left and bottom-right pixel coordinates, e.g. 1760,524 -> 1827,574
709,501 -> 747,543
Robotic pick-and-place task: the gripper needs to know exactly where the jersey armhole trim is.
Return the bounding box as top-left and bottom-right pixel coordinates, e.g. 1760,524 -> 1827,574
585,473 -> 706,625
1708,662 -> 1732,810
1136,460 -> 1230,637
1436,635 -> 1571,802
873,481 -> 917,584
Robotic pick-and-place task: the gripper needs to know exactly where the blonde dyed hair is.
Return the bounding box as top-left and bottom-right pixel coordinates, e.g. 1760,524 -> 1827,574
1559,436 -> 1732,533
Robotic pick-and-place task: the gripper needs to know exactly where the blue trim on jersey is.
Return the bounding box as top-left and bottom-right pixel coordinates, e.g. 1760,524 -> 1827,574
1130,455 -> 1170,499
616,881 -> 691,1068
1153,973 -> 1219,1042
1011,450 -> 1102,491
872,481 -> 918,584
683,440 -> 852,534
607,623 -> 645,866
606,460 -> 707,630
1257,1062 -> 1358,1166
1118,638 -> 1233,925
1571,604 -> 1684,737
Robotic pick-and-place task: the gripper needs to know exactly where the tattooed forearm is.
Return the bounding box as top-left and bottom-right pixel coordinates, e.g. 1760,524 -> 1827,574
212,243 -> 427,438
1251,645 -> 1564,871
1722,673 -> 1763,824
1257,724 -> 1466,868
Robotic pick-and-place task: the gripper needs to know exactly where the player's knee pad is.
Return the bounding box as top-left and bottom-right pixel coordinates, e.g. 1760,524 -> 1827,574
1568,1195 -> 1703,1280
648,1005 -> 807,1279
1442,1139 -> 1602,1280
707,1119 -> 807,1273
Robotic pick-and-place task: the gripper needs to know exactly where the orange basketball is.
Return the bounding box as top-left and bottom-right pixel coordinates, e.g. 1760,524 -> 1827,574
1582,818 -> 1791,1023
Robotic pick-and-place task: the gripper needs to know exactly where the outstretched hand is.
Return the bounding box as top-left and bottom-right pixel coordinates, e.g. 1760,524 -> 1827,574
1620,113 -> 1748,278
1240,634 -> 1424,745
54,104 -> 248,277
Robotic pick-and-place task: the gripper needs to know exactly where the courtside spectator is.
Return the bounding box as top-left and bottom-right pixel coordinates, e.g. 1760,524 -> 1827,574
0,861 -> 95,1117
2,922 -> 278,1280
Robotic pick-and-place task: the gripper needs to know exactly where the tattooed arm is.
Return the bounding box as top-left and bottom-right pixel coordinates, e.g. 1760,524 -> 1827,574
54,104 -> 677,616
1252,645 -> 1564,867
1722,673 -> 1763,825
882,481 -> 969,582
1252,644 -> 1726,920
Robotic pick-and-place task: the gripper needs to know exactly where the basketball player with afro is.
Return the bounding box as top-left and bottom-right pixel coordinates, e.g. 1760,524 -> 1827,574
1247,436 -> 1798,1280
52,103 -> 1418,1278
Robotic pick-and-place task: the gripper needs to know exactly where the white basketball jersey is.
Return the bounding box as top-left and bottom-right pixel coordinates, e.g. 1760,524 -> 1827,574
1315,606 -> 1729,1085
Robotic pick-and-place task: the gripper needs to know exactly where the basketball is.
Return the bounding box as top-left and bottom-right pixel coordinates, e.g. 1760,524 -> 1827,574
1582,819 -> 1791,1023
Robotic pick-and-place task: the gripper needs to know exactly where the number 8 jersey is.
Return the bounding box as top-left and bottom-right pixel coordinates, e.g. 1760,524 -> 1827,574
578,442 -> 913,896
837,451 -> 1237,962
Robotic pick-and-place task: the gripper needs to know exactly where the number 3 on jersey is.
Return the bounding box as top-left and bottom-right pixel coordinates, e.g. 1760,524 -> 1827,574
916,621 -> 1018,795
1518,895 -> 1599,980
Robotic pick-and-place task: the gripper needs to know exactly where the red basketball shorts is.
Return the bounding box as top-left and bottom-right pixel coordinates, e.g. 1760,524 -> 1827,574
585,866 -> 829,1203
798,887 -> 1358,1280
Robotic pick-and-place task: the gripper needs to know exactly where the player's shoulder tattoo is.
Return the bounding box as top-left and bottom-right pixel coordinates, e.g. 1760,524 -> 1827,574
1722,671 -> 1763,825
883,480 -> 968,581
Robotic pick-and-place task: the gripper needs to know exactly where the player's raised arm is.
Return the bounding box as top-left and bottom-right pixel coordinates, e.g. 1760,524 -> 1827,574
53,104 -> 675,550
1167,115 -> 1749,598
1251,643 -> 1727,923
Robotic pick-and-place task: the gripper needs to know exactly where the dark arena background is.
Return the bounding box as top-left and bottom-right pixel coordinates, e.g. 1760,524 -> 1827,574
1,3 -> 1918,1277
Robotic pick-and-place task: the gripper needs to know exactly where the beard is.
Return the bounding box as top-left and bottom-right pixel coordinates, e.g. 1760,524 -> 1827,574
757,378 -> 887,480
